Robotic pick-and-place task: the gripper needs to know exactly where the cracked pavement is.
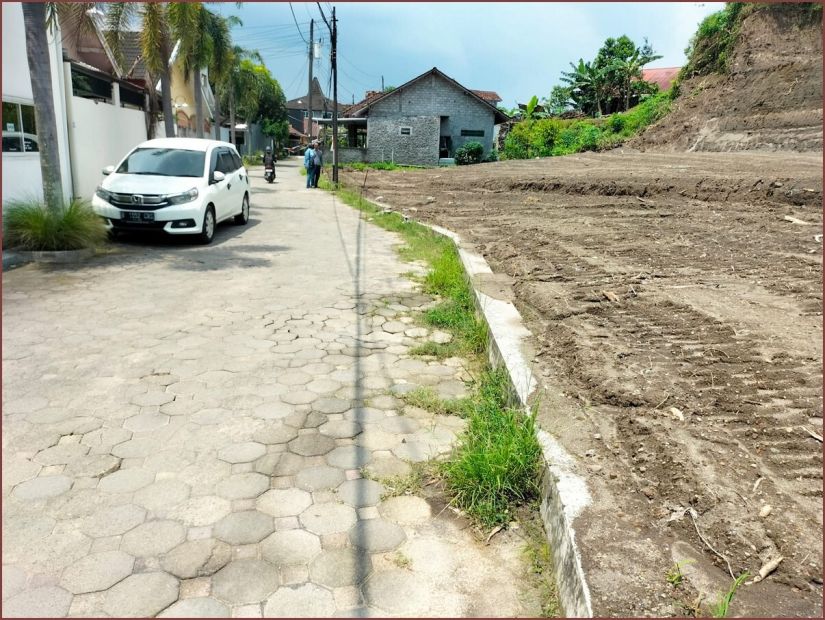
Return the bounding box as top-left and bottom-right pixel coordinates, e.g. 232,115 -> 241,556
2,160 -> 539,617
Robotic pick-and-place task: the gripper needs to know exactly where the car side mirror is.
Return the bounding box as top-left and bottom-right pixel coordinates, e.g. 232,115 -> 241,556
102,165 -> 115,176
212,170 -> 226,184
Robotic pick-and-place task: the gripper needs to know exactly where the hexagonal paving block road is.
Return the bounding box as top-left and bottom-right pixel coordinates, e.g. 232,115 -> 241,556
2,161 -> 539,617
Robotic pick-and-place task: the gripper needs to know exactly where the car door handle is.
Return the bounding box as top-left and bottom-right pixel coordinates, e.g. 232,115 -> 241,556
227,183 -> 231,189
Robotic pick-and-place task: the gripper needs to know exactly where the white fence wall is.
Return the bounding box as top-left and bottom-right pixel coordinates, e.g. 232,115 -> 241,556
64,80 -> 147,201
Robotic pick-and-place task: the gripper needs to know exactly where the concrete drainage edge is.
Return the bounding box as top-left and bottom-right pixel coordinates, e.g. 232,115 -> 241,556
426,223 -> 594,618
368,195 -> 594,617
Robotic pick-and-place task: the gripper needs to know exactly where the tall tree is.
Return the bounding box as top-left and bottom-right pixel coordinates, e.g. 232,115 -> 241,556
21,2 -> 65,211
204,11 -> 239,141
105,2 -> 175,137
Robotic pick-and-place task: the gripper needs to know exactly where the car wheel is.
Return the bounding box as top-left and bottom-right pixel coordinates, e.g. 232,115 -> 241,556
198,206 -> 216,244
234,194 -> 250,225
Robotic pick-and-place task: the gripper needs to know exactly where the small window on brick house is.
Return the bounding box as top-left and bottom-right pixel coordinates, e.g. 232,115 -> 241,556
399,127 -> 412,136
460,129 -> 484,137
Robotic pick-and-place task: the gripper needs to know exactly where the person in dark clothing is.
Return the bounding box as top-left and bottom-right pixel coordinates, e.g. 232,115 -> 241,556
312,143 -> 323,188
262,145 -> 275,167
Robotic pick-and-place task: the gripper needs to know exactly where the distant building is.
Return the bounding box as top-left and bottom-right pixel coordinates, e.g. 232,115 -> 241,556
642,67 -> 680,92
319,67 -> 508,166
285,77 -> 346,141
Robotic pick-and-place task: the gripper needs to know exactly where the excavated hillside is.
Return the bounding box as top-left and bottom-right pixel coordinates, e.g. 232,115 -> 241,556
633,3 -> 822,152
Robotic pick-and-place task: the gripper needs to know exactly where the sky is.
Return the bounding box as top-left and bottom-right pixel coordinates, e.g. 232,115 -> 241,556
214,2 -> 725,108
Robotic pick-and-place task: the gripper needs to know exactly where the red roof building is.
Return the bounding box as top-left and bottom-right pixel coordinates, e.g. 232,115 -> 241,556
642,67 -> 680,92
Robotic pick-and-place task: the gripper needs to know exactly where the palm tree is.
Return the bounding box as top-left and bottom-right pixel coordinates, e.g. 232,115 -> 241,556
216,47 -> 263,145
21,3 -> 68,211
204,12 -> 237,141
105,2 -> 175,138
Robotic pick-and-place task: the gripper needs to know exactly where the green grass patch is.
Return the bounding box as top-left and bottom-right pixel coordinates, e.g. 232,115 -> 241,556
340,161 -> 419,172
3,199 -> 108,251
440,368 -> 543,529
400,387 -> 473,418
377,461 -> 436,499
408,340 -> 459,359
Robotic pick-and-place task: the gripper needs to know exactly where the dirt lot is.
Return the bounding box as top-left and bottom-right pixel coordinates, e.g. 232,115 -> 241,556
340,151 -> 823,616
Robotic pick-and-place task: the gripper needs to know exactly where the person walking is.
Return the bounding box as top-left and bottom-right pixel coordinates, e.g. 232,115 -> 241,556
303,142 -> 316,189
312,142 -> 323,188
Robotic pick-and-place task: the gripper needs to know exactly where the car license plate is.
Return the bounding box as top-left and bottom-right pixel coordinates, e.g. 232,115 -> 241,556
122,211 -> 154,222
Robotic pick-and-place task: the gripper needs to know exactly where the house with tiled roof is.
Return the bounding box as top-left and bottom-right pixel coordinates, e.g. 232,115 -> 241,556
318,67 -> 508,166
642,67 -> 680,92
286,77 -> 347,140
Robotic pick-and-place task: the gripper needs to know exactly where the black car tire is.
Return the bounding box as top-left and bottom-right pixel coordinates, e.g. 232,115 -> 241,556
199,206 -> 216,244
235,194 -> 250,225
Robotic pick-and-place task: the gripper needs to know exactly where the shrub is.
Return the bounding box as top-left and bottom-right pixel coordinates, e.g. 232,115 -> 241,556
608,113 -> 625,133
454,141 -> 484,165
502,124 -> 530,160
242,150 -> 263,167
529,118 -> 563,156
577,123 -> 603,151
3,199 -> 108,251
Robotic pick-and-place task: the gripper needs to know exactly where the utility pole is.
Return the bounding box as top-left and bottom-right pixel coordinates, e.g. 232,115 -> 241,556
317,3 -> 338,185
307,19 -> 314,140
331,6 -> 338,184
381,75 -> 384,91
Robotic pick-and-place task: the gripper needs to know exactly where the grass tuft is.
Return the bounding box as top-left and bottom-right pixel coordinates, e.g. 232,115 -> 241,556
3,199 -> 108,251
440,368 -> 543,528
711,572 -> 749,618
400,387 -> 473,418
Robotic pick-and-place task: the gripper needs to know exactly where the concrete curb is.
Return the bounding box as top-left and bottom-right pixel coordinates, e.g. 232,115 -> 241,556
367,196 -> 594,617
3,247 -> 95,270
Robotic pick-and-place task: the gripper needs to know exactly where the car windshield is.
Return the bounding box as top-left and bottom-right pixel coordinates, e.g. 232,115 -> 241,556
116,148 -> 205,178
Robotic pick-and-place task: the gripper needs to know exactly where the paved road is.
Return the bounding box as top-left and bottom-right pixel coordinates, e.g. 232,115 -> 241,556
2,159 -> 537,617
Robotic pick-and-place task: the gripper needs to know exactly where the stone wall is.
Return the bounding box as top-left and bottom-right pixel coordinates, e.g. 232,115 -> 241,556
365,116 -> 440,166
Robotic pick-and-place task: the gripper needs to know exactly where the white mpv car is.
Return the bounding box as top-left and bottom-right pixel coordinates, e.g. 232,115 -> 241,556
92,138 -> 250,244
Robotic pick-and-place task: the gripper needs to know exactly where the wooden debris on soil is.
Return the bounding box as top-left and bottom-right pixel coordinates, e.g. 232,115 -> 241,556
749,556 -> 783,584
783,215 -> 811,225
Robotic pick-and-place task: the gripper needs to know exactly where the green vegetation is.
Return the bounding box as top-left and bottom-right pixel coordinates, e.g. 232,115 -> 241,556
399,387 -> 473,418
323,181 -> 545,531
378,462 -> 435,499
522,514 -> 562,617
682,3 -> 750,78
3,199 -> 108,251
666,560 -> 695,587
710,572 -> 749,618
242,150 -> 263,168
502,91 -> 671,159
340,161 -> 415,172
440,368 -> 543,528
454,141 -> 484,165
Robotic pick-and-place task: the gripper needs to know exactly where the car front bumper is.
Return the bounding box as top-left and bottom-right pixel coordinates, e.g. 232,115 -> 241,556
92,196 -> 205,235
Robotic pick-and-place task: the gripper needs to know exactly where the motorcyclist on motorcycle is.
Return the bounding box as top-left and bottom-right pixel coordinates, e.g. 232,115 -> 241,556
263,146 -> 275,167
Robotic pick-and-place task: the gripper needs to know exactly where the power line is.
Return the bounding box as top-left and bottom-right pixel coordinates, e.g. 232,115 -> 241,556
339,53 -> 380,80
288,3 -> 308,44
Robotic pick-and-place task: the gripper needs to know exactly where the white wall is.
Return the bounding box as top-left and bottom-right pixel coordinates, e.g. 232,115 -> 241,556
64,80 -> 147,200
2,2 -> 73,207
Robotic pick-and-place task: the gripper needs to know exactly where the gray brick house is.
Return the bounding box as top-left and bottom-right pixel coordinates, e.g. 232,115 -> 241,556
318,68 -> 508,166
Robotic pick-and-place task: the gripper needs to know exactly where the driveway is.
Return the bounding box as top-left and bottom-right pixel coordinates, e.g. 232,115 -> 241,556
2,159 -> 539,617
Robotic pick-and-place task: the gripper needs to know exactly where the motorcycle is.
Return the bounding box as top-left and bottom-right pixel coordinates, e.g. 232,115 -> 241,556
264,167 -> 275,183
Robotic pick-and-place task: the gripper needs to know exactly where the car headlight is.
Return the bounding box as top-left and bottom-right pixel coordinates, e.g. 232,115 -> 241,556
165,188 -> 199,205
95,186 -> 112,202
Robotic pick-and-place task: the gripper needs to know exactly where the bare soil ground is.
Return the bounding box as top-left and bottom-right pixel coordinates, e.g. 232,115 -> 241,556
339,150 -> 823,616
